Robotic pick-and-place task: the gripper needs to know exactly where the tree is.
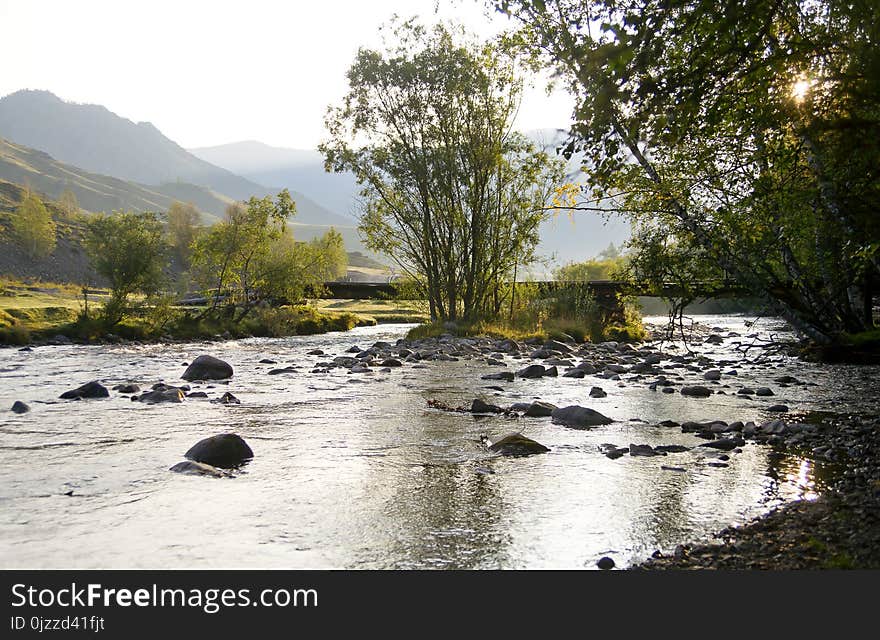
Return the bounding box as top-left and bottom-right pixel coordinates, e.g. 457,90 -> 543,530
57,189 -> 80,220
190,191 -> 293,318
84,211 -> 169,325
166,201 -> 202,265
497,0 -> 880,344
255,227 -> 348,304
320,19 -> 565,322
12,191 -> 56,259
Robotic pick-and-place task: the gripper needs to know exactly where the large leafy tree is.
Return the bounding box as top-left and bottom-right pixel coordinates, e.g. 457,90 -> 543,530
497,0 -> 880,343
84,211 -> 169,325
321,19 -> 564,322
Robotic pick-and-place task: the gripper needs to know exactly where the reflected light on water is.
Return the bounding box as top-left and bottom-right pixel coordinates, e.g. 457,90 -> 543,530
782,457 -> 819,501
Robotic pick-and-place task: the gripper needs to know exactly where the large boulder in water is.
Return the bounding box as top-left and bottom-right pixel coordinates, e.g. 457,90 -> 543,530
484,433 -> 550,456
182,355 -> 234,381
551,405 -> 613,428
60,381 -> 109,399
184,433 -> 253,468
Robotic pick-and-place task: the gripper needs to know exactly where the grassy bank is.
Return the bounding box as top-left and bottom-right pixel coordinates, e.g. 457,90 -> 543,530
406,313 -> 648,344
0,278 -> 379,345
315,298 -> 429,324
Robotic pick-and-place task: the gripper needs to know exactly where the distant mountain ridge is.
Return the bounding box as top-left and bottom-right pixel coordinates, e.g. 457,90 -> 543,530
0,137 -> 234,221
0,90 -> 269,200
0,90 -> 356,232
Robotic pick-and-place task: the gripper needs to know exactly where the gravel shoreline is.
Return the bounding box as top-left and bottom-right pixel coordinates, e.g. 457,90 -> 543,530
634,413 -> 880,569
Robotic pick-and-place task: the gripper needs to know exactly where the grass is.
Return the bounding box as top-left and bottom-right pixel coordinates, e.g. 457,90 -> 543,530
404,295 -> 648,344
404,312 -> 647,343
315,298 -> 428,323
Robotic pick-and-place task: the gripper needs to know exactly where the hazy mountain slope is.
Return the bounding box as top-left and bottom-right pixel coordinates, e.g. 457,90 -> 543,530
0,90 -> 273,201
0,137 -> 235,219
190,141 -> 361,219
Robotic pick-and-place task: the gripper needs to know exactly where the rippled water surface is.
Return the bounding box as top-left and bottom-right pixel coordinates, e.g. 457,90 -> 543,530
1,315 -> 878,568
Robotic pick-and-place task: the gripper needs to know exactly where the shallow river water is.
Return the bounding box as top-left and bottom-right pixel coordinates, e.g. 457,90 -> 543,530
1,314 -> 878,569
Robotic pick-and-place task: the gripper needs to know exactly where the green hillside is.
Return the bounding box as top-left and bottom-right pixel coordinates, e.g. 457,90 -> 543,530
0,137 -> 233,220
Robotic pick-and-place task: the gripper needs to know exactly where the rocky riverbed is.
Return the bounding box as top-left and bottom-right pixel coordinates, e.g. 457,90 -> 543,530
2,315 -> 878,568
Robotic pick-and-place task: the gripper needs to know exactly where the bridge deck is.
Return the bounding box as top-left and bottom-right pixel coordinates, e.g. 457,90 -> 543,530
320,280 -> 750,300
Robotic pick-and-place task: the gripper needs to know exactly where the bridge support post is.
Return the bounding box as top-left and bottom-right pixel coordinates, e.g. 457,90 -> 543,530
592,290 -> 627,327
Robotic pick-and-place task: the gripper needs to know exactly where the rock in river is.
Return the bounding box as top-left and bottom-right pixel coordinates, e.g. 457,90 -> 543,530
213,392 -> 241,405
181,355 -> 234,381
138,388 -> 185,403
184,433 -> 253,468
11,400 -> 30,414
699,437 -> 744,451
483,433 -> 550,456
680,385 -> 712,397
471,399 -> 504,414
60,381 -> 109,399
517,364 -> 548,378
169,460 -> 230,478
524,401 -> 557,417
481,371 -> 514,382
551,405 -> 613,428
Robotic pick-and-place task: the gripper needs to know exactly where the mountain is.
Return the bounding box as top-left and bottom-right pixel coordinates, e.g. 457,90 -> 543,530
192,137 -> 631,267
0,90 -> 359,237
0,90 -> 270,201
0,137 -> 234,220
190,141 -> 360,219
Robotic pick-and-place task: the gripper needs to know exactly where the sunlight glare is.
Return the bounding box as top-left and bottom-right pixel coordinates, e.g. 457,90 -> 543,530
791,77 -> 812,103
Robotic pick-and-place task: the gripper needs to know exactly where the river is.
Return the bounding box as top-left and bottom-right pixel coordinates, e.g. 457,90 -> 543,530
1,314 -> 878,569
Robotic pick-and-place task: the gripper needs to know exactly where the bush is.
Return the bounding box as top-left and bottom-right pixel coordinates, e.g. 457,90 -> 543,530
0,324 -> 31,345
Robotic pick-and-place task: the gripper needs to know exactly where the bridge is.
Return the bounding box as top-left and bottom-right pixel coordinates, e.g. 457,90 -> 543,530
319,280 -> 749,300
318,280 -> 751,323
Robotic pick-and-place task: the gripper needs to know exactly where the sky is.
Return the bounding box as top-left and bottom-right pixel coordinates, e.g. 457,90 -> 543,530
0,0 -> 576,150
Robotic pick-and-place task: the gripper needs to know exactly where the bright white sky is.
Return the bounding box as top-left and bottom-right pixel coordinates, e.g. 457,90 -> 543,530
0,0 -> 575,149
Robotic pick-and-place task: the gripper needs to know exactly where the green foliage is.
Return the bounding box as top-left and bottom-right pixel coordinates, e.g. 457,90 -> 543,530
321,18 -> 565,323
166,201 -> 201,264
499,0 -> 880,344
12,192 -> 56,259
190,191 -> 347,321
555,257 -> 627,283
84,211 -> 169,325
56,189 -> 79,220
